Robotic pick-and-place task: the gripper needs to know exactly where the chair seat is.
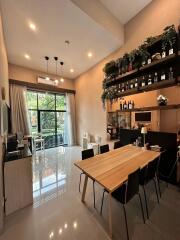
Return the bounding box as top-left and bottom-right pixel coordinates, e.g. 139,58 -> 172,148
112,184 -> 126,204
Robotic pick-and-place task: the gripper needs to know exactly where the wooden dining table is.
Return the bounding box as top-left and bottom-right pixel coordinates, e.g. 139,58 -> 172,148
74,144 -> 160,239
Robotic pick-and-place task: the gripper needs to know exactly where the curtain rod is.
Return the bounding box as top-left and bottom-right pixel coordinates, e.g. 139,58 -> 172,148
9,79 -> 76,95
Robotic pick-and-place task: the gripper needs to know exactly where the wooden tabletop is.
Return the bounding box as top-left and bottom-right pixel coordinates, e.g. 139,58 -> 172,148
74,144 -> 160,193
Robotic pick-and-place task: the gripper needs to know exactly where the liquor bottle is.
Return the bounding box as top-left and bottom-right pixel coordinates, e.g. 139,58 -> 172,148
148,74 -> 152,85
121,83 -> 125,92
120,101 -> 123,110
118,84 -> 121,93
128,100 -> 133,109
130,80 -> 134,89
132,100 -> 135,109
141,76 -> 146,87
147,57 -> 152,64
126,82 -> 129,91
154,72 -> 158,83
161,71 -> 166,81
134,79 -> 138,88
169,67 -> 173,80
123,101 -> 127,109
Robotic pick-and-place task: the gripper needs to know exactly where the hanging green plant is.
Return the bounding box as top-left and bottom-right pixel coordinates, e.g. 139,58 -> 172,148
137,43 -> 150,66
162,25 -> 177,51
103,60 -> 119,77
144,36 -> 158,46
101,86 -> 118,107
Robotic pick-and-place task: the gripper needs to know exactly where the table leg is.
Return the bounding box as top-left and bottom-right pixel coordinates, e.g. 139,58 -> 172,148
81,175 -> 88,203
108,193 -> 113,239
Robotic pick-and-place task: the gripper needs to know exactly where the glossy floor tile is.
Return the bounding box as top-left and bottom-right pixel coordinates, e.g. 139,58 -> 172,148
1,146 -> 180,240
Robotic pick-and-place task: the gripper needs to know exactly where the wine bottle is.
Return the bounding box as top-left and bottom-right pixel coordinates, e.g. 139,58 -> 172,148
121,83 -> 125,92
132,100 -> 135,109
148,74 -> 152,85
135,79 -> 138,88
161,71 -> 166,81
123,101 -> 127,109
130,80 -> 134,89
129,100 -> 133,109
141,76 -> 146,87
154,72 -> 158,83
169,67 -> 173,80
120,101 -> 123,110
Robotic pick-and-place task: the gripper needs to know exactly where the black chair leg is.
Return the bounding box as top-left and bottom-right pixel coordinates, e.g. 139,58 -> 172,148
122,205 -> 129,240
93,180 -> 96,208
79,173 -> 84,193
153,179 -> 159,204
100,189 -> 106,215
138,193 -> 145,223
142,185 -> 149,219
156,174 -> 161,198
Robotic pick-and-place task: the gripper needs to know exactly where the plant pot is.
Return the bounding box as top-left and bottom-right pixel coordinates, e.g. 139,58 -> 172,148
158,101 -> 167,106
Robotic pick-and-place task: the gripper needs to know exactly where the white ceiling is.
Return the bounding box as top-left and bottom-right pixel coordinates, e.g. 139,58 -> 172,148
0,0 -> 152,79
100,0 -> 152,24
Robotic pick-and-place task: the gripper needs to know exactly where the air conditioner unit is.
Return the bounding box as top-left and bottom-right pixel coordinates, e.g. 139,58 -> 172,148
37,76 -> 56,86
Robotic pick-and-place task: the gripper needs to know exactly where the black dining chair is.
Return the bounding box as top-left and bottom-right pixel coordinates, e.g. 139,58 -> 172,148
79,149 -> 96,208
100,144 -> 109,154
114,140 -> 123,149
139,157 -> 160,219
101,168 -> 145,240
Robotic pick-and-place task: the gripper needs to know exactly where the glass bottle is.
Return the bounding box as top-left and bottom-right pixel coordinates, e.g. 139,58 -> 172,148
135,79 -> 138,88
154,72 -> 158,83
141,76 -> 146,87
169,67 -> 173,80
161,71 -> 166,81
148,75 -> 152,85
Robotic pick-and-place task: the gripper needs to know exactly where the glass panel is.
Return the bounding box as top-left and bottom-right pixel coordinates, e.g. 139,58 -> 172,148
29,110 -> 38,135
38,93 -> 55,110
56,94 -> 66,111
27,91 -> 37,109
57,112 -> 66,145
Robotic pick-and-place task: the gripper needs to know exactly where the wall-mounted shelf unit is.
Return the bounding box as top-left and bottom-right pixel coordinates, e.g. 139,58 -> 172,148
116,104 -> 180,113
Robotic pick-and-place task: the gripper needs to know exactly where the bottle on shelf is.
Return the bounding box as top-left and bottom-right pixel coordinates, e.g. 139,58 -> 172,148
128,100 -> 133,109
141,76 -> 146,87
121,83 -> 125,92
125,82 -> 129,91
161,71 -> 166,81
134,78 -> 138,88
132,100 -> 135,109
130,80 -> 134,89
120,101 -> 123,110
147,57 -> 152,64
154,72 -> 158,83
118,84 -> 121,93
169,67 -> 173,80
123,101 -> 127,110
148,74 -> 152,85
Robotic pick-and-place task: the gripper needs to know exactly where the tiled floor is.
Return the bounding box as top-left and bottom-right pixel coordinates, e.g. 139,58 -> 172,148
1,146 -> 180,240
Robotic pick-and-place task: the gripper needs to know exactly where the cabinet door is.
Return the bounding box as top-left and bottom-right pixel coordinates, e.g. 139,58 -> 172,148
5,157 -> 33,215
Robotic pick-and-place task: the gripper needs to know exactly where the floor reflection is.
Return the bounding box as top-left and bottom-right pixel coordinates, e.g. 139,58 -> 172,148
33,146 -> 68,207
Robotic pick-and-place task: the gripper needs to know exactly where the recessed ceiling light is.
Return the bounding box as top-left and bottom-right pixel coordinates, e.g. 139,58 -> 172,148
87,52 -> 93,58
60,78 -> 64,83
70,69 -> 74,73
24,54 -> 30,59
28,22 -> 37,31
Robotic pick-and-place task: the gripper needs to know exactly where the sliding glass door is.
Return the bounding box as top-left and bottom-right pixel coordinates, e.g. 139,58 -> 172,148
27,90 -> 67,148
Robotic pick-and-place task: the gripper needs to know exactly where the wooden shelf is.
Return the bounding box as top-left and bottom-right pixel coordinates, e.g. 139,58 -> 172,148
106,53 -> 178,87
116,78 -> 178,98
118,104 -> 180,113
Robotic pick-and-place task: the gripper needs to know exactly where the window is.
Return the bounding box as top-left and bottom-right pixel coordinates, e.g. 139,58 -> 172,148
27,90 -> 67,148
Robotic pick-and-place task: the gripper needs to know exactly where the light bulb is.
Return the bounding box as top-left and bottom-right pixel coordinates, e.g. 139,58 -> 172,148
60,78 -> 64,82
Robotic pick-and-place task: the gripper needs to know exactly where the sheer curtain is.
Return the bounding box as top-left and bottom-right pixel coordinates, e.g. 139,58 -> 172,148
10,84 -> 30,135
65,93 -> 76,146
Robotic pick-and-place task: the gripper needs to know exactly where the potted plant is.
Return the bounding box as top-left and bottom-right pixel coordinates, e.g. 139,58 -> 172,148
136,44 -> 150,67
103,60 -> 119,78
121,53 -> 129,73
157,95 -> 168,106
162,25 -> 177,56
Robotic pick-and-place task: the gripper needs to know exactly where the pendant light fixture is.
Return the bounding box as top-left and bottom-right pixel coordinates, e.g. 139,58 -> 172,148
54,56 -> 59,85
60,61 -> 64,82
45,56 -> 50,81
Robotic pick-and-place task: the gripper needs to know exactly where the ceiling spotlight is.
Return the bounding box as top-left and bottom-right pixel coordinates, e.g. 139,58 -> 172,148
64,223 -> 68,229
60,78 -> 64,83
59,228 -> 62,235
24,54 -> 30,59
73,222 -> 77,229
70,68 -> 74,73
87,52 -> 93,58
28,22 -> 37,31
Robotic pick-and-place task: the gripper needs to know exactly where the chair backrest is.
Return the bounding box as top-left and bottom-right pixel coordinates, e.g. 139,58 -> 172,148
100,144 -> 109,154
82,148 -> 94,160
126,168 -> 140,203
147,158 -> 159,181
114,141 -> 123,149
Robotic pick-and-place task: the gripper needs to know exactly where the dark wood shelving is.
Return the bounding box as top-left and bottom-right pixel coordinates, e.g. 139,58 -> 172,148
140,53 -> 176,71
116,78 -> 178,98
117,104 -> 180,113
